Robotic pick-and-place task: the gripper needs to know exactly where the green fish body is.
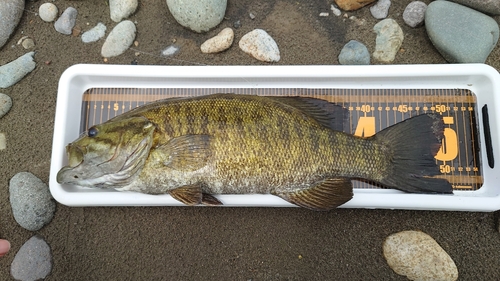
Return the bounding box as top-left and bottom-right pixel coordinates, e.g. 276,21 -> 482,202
57,94 -> 452,210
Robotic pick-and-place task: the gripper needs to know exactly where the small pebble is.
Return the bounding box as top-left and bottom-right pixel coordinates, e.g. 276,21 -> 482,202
0,133 -> 5,150
166,0 -> 227,33
370,0 -> 391,19
101,20 -> 136,58
239,29 -> 280,62
72,26 -> 81,37
249,12 -> 256,19
373,18 -> 403,63
161,45 -> 179,56
331,5 -> 342,16
54,7 -> 78,35
383,230 -> 458,281
109,0 -> 138,22
21,38 -> 34,49
425,1 -> 499,63
39,3 -> 58,22
338,40 -> 370,65
9,172 -> 56,231
233,20 -> 241,29
334,0 -> 376,11
319,12 -> 329,17
0,52 -> 36,89
81,22 -> 106,43
11,235 -> 52,281
201,27 -> 234,53
403,1 -> 427,28
0,0 -> 24,48
0,93 -> 11,118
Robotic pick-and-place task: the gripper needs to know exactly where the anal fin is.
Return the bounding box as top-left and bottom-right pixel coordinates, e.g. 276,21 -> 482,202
275,178 -> 353,211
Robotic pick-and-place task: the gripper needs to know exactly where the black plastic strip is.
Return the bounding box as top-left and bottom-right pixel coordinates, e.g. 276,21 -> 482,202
482,105 -> 494,168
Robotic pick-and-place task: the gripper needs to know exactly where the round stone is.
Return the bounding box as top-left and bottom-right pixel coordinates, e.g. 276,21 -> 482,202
403,1 -> 427,28
0,93 -> 12,118
54,7 -> 78,35
39,3 -> 58,22
373,18 -> 404,63
101,20 -> 136,58
166,0 -> 227,33
11,235 -> 52,281
239,29 -> 280,62
370,0 -> 391,19
338,40 -> 370,65
201,27 -> 234,53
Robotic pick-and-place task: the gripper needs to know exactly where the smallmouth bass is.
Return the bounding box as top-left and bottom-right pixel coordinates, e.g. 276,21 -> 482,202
57,94 -> 453,211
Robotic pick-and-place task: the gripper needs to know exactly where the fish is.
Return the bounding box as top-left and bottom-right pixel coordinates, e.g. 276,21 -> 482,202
57,93 -> 453,211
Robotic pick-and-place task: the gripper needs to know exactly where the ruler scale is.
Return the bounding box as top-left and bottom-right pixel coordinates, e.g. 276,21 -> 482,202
79,87 -> 482,192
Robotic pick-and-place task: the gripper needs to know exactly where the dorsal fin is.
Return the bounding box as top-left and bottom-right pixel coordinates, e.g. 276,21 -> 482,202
268,96 -> 348,131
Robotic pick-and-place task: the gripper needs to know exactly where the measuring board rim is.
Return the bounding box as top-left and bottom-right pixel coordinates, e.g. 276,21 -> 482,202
50,64 -> 500,211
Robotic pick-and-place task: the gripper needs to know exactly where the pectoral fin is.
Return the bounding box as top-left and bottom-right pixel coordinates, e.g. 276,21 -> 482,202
156,135 -> 211,171
275,178 -> 353,211
169,184 -> 223,206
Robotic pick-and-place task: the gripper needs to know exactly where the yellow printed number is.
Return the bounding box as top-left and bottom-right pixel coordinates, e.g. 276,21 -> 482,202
435,117 -> 458,162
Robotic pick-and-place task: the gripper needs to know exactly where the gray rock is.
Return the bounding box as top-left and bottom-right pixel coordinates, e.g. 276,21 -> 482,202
425,1 -> 499,63
339,40 -> 370,65
166,0 -> 227,33
54,7 -> 78,35
82,22 -> 107,43
373,18 -> 403,63
161,45 -> 179,56
0,52 -> 36,89
370,0 -> 391,19
11,235 -> 52,281
39,3 -> 58,22
239,29 -> 280,62
403,1 -> 427,28
110,0 -> 138,22
383,230 -> 458,281
0,93 -> 12,118
9,172 -> 56,231
446,0 -> 500,15
0,0 -> 24,49
101,20 -> 136,58
21,38 -> 35,49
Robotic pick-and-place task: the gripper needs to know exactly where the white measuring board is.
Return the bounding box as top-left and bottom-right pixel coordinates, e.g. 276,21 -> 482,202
50,64 -> 500,211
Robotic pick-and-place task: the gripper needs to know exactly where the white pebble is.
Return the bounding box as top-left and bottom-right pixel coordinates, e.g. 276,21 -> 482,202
109,0 -> 138,22
201,27 -> 234,53
82,22 -> 107,43
0,133 -> 5,150
161,45 -> 179,56
331,5 -> 342,16
239,29 -> 280,62
370,0 -> 391,19
319,12 -> 329,17
0,93 -> 13,118
383,230 -> 458,281
39,3 -> 58,22
101,20 -> 136,58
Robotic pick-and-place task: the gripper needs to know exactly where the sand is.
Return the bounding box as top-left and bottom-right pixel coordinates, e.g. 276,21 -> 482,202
1,0 -> 500,280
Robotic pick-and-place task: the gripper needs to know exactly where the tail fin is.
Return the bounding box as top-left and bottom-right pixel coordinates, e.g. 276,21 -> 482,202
373,113 -> 453,194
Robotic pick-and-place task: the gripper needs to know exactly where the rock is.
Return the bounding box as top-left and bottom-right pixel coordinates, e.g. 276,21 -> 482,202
201,27 -> 234,53
82,22 -> 107,43
331,5 -> 342,16
161,45 -> 179,56
334,0 -> 376,11
425,1 -> 499,63
0,133 -> 5,150
101,20 -> 136,58
233,20 -> 241,29
0,0 -> 24,49
239,29 -> 280,62
373,18 -> 403,63
0,52 -> 36,89
9,172 -> 56,231
383,230 -> 458,281
110,0 -> 138,22
39,3 -> 58,22
11,235 -> 52,281
54,7 -> 78,35
370,0 -> 391,19
403,1 -> 427,28
21,38 -> 35,49
0,93 -> 12,118
446,0 -> 500,15
339,40 -> 370,65
166,0 -> 227,33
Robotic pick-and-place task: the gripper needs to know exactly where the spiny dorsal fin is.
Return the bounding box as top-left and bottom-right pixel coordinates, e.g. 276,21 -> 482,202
275,178 -> 353,211
268,96 -> 348,132
157,135 -> 211,171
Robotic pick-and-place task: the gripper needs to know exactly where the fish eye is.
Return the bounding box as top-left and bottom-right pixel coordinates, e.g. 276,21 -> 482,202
87,127 -> 98,137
